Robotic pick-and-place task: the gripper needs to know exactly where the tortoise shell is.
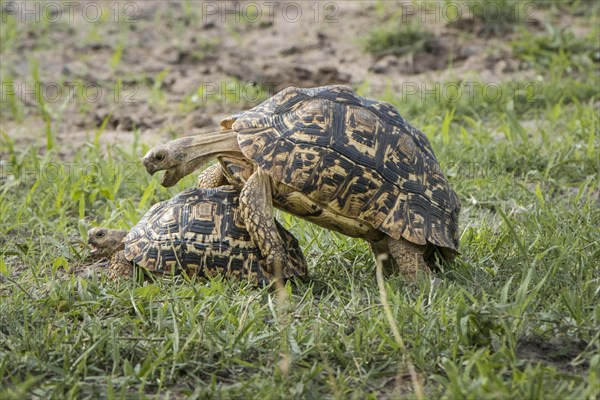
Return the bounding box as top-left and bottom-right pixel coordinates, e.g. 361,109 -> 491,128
123,186 -> 307,284
224,85 -> 460,254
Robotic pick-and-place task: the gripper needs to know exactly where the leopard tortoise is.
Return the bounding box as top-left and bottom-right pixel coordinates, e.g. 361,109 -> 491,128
87,185 -> 307,284
142,85 -> 460,281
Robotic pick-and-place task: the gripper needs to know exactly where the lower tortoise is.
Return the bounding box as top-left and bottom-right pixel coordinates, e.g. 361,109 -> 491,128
142,85 -> 460,281
88,186 -> 307,284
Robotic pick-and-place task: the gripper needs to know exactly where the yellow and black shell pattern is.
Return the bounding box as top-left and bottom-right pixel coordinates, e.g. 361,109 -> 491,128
227,85 -> 460,256
123,186 -> 307,284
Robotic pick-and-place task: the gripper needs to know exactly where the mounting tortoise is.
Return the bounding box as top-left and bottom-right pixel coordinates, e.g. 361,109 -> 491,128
87,185 -> 307,284
142,85 -> 460,281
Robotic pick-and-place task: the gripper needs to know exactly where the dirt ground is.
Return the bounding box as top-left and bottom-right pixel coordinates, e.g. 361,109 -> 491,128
516,335 -> 590,375
1,0 -> 565,154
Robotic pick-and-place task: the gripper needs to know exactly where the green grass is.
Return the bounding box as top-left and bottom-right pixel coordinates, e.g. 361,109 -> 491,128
1,5 -> 599,400
468,0 -> 534,35
512,24 -> 600,74
363,23 -> 432,56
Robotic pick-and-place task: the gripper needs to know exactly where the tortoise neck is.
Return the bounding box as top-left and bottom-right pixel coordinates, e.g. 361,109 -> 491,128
113,229 -> 128,252
183,131 -> 244,174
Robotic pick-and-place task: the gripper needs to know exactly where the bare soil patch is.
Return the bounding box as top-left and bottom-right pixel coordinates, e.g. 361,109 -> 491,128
517,335 -> 590,374
1,1 -> 560,150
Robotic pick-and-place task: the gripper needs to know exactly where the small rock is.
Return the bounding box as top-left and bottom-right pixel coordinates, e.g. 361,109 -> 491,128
460,44 -> 484,59
370,55 -> 399,74
281,45 -> 302,56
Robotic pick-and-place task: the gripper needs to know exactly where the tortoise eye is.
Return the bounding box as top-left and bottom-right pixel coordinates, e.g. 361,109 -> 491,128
96,231 -> 105,238
154,153 -> 165,162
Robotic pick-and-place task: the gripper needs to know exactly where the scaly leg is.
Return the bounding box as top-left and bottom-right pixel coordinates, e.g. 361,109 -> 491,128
383,237 -> 431,282
108,250 -> 133,281
239,169 -> 287,280
197,163 -> 227,188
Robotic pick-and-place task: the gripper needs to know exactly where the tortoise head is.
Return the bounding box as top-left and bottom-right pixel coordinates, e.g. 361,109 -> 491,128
142,131 -> 240,187
87,227 -> 128,258
142,139 -> 189,188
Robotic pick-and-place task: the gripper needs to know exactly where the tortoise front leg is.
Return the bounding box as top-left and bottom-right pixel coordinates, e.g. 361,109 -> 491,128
197,163 -> 227,188
108,250 -> 133,281
239,169 -> 287,280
